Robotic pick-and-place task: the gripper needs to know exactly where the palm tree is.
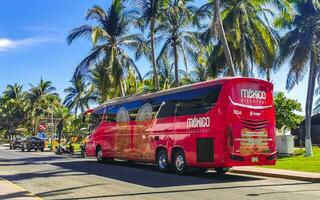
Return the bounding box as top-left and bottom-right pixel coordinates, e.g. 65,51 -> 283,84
224,0 -> 278,77
28,78 -> 58,134
3,84 -> 24,100
67,0 -> 143,97
1,84 -> 27,138
196,0 -> 236,75
157,0 -> 199,87
63,76 -> 97,117
134,0 -> 168,90
90,61 -> 115,102
28,78 -> 57,105
276,0 -> 320,157
197,0 -> 278,78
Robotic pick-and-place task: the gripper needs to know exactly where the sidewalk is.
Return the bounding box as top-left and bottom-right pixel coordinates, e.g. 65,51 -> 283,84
231,166 -> 320,183
0,178 -> 42,200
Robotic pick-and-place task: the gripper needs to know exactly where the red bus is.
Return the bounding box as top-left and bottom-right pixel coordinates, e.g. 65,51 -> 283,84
84,77 -> 276,175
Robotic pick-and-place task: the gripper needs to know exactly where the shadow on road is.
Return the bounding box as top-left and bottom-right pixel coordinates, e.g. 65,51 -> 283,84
0,191 -> 35,200
47,182 -> 315,200
0,155 -> 65,166
52,159 -> 263,188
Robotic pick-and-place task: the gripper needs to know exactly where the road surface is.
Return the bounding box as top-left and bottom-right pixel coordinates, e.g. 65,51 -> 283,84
0,145 -> 319,200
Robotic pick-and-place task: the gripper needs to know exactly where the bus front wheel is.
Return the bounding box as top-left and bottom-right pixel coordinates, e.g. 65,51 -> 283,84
156,149 -> 170,172
173,150 -> 188,175
96,147 -> 104,163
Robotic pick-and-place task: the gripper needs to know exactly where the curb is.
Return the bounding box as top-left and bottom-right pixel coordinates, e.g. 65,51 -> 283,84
0,178 -> 43,200
230,169 -> 320,183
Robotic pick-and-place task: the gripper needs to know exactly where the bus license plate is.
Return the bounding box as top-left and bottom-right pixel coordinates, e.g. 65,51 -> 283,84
252,157 -> 259,163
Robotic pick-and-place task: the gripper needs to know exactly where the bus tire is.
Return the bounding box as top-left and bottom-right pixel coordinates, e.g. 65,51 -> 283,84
156,149 -> 170,172
96,147 -> 104,163
173,150 -> 188,175
215,167 -> 229,175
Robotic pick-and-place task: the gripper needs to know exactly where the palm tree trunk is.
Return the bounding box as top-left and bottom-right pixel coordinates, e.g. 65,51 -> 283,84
213,0 -> 236,76
305,50 -> 317,157
266,68 -> 271,81
119,80 -> 125,97
150,19 -> 160,91
75,106 -> 78,119
240,31 -> 249,77
173,38 -> 179,87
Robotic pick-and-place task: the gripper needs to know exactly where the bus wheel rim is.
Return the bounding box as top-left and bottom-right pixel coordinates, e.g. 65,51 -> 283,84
159,154 -> 167,169
175,155 -> 184,171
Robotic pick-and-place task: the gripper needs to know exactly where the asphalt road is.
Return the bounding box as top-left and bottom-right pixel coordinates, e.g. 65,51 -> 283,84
0,145 -> 319,200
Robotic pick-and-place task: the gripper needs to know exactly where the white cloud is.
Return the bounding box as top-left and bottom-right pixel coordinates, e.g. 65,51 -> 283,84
0,37 -> 57,52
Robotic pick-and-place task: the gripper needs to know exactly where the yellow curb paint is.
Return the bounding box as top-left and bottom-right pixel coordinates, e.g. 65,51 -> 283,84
0,178 -> 43,200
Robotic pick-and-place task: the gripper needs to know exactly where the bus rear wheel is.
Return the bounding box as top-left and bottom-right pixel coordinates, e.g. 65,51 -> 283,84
157,149 -> 170,172
173,150 -> 188,175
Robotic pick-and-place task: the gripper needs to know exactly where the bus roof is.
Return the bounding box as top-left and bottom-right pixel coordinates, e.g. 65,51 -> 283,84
94,77 -> 271,111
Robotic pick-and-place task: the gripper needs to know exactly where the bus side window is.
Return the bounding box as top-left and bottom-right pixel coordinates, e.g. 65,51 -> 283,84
156,101 -> 176,118
105,106 -> 117,123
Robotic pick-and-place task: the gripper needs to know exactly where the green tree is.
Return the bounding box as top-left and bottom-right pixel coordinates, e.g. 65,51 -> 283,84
67,0 -> 143,97
196,0 -> 235,75
90,61 -> 115,103
134,0 -> 168,90
276,0 -> 320,157
63,76 -> 97,117
274,92 -> 303,132
157,0 -> 199,87
197,0 -> 278,78
3,84 -> 24,100
0,84 -> 27,139
27,78 -> 59,134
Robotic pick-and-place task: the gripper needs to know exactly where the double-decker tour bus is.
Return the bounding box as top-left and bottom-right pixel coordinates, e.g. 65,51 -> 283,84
84,77 -> 276,175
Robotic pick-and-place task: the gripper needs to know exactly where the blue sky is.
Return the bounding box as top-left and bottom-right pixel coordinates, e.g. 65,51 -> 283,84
0,0 -> 308,113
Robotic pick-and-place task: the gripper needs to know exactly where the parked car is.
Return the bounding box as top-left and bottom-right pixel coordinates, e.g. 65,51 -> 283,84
10,137 -> 26,150
22,136 -> 45,152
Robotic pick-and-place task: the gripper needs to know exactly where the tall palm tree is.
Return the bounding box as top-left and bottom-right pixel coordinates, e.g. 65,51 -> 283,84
157,0 -> 199,87
90,61 -> 115,102
224,0 -> 278,77
28,78 -> 57,105
196,0 -> 236,75
276,0 -> 320,157
134,0 -> 168,90
28,78 -> 58,134
63,76 -> 97,117
0,86 -> 27,138
3,84 -> 24,100
197,0 -> 278,78
67,0 -> 143,97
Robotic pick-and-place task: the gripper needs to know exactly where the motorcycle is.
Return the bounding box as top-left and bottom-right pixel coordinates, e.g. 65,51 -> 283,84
55,143 -> 74,156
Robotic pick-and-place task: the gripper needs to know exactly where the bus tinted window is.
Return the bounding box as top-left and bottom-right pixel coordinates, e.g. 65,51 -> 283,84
156,85 -> 222,118
157,101 -> 176,118
175,85 -> 222,116
105,106 -> 117,122
91,108 -> 104,129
